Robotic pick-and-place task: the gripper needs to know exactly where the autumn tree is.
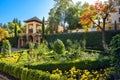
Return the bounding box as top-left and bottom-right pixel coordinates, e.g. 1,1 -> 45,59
0,27 -> 9,41
79,1 -> 116,51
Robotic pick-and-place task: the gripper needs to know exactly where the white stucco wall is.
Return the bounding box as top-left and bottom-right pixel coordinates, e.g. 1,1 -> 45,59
110,6 -> 120,24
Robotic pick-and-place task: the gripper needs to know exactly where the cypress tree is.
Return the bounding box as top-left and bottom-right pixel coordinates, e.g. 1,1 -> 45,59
19,20 -> 21,27
42,17 -> 45,39
14,23 -> 18,37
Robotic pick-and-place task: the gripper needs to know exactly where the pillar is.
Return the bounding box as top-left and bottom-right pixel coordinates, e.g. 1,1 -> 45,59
18,38 -> 20,48
33,22 -> 36,33
26,24 -> 28,34
21,38 -> 24,47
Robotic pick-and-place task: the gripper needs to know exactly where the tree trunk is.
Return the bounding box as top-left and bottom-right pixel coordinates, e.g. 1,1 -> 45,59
114,20 -> 117,31
102,15 -> 109,51
102,31 -> 109,51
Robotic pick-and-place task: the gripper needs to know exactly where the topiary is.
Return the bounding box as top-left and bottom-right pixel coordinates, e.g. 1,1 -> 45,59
53,39 -> 65,54
66,39 -> 72,51
109,34 -> 120,78
110,34 -> 120,56
28,42 -> 34,50
1,39 -> 11,57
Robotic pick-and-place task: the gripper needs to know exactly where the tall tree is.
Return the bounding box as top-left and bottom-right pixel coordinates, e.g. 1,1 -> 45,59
48,8 -> 61,32
79,1 -> 117,51
0,23 -> 2,27
54,0 -> 73,26
65,1 -> 84,29
42,17 -> 45,39
48,0 -> 73,30
14,23 -> 18,37
7,18 -> 21,35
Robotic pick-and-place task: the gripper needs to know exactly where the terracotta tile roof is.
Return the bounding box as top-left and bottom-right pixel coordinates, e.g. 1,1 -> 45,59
24,16 -> 42,23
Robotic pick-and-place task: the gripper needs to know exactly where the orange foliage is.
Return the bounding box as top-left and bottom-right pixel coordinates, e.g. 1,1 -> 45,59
79,1 -> 117,29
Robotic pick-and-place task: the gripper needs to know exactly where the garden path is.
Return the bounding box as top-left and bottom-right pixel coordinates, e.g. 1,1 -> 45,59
0,74 -> 11,80
11,48 -> 26,52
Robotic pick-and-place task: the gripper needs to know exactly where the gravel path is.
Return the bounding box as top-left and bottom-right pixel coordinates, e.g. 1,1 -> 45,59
0,71 -> 19,80
11,48 -> 26,52
0,74 -> 10,80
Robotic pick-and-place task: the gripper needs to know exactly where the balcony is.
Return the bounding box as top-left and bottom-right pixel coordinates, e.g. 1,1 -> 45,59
28,29 -> 33,33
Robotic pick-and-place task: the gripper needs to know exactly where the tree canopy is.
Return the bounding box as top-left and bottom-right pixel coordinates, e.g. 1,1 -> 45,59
0,27 -> 9,41
48,0 -> 86,31
79,1 -> 117,51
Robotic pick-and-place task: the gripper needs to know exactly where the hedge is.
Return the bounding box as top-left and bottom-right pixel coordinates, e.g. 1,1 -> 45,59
25,58 -> 110,72
45,30 -> 120,50
7,37 -> 18,47
0,62 -> 53,80
0,58 -> 111,80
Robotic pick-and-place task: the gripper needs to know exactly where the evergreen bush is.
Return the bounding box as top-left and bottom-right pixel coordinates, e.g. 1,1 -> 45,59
109,34 -> 120,77
53,39 -> 65,54
1,39 -> 11,57
45,30 -> 120,50
0,62 -> 51,80
25,58 -> 110,72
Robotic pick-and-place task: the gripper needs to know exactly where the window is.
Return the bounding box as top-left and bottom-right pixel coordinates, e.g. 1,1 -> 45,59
119,17 -> 120,22
119,8 -> 120,14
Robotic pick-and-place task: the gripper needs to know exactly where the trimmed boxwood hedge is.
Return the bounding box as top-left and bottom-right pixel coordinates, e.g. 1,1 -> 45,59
0,57 -> 111,80
45,30 -> 120,50
0,62 -> 52,80
25,58 -> 110,72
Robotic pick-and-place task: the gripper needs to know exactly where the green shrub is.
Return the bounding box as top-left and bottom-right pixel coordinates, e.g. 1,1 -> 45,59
109,34 -> 120,77
1,39 -> 11,57
50,74 -> 61,80
0,62 -> 5,71
14,67 -> 23,79
7,37 -> 18,47
25,58 -> 110,72
45,30 -> 120,50
110,34 -> 120,55
0,62 -> 52,80
36,43 -> 49,56
53,39 -> 65,54
80,39 -> 86,50
29,42 -> 34,50
66,39 -> 72,49
26,69 -> 50,80
21,68 -> 28,80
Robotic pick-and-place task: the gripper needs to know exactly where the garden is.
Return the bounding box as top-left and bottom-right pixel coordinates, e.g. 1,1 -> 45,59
0,0 -> 120,80
0,33 -> 120,80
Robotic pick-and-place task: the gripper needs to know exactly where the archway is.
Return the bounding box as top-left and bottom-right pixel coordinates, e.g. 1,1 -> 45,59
28,35 -> 33,42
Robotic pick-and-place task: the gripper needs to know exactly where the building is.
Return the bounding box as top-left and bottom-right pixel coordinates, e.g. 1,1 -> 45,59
108,0 -> 120,30
18,17 -> 42,48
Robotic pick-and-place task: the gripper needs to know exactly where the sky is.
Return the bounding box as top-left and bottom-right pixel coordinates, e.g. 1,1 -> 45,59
0,0 -> 107,24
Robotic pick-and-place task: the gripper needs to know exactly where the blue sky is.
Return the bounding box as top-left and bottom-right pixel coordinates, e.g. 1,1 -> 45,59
0,0 -> 107,24
0,0 -> 54,24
